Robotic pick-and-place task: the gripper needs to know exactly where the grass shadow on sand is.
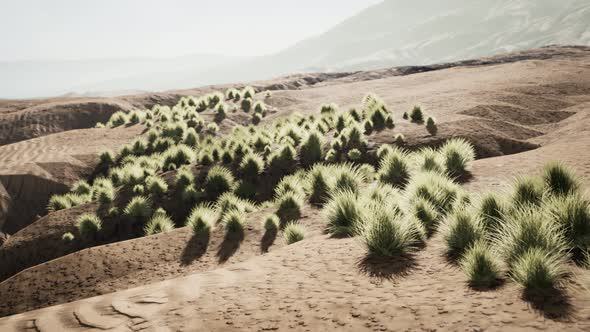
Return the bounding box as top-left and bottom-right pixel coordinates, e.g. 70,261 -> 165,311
180,232 -> 210,266
522,287 -> 573,320
217,230 -> 245,263
260,228 -> 278,253
356,254 -> 416,280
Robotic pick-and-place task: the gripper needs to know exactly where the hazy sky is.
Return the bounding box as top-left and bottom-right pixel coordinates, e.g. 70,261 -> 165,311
0,0 -> 382,61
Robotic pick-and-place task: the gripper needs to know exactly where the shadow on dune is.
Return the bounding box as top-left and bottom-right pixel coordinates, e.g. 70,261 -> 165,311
260,228 -> 277,253
217,230 -> 244,263
356,254 -> 416,280
180,232 -> 210,266
522,287 -> 573,320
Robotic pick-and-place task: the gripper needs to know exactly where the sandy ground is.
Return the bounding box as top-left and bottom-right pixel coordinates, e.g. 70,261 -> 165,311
0,46 -> 590,330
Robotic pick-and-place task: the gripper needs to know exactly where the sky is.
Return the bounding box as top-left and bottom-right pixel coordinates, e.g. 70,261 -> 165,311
0,0 -> 383,61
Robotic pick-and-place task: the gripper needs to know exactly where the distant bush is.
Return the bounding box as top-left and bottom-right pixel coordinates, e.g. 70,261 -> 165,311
320,103 -> 338,114
62,232 -> 75,242
252,113 -> 262,125
541,161 -> 580,196
242,86 -> 255,99
144,213 -> 175,236
184,128 -> 198,147
402,112 -> 409,120
99,150 -> 115,166
410,106 -> 424,123
215,103 -> 227,122
324,189 -> 364,236
440,138 -> 475,177
241,98 -> 253,112
268,145 -> 298,177
108,111 -> 128,127
72,180 -> 92,196
377,148 -> 411,188
283,222 -> 305,244
393,133 -> 405,146
77,213 -> 102,238
426,116 -> 437,135
460,241 -> 502,287
204,166 -> 236,201
443,209 -> 484,256
276,192 -> 304,223
186,204 -> 217,235
207,123 -> 219,134
253,101 -> 266,114
123,196 -> 153,219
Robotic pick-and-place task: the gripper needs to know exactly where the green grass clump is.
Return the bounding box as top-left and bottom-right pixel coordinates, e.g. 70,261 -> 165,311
410,105 -> 424,123
264,214 -> 280,232
443,209 -> 484,256
425,116 -> 437,135
175,168 -> 194,189
360,206 -> 421,256
207,123 -> 219,134
204,166 -> 236,201
541,161 -> 580,196
253,101 -> 266,114
123,196 -> 153,219
95,184 -> 115,204
283,222 -> 305,244
299,131 -> 324,168
72,181 -> 92,196
320,103 -> 338,114
460,240 -> 503,287
186,204 -> 216,235
393,134 -> 405,146
377,148 -> 411,188
268,145 -> 298,177
239,153 -> 265,178
544,194 -> 590,251
333,164 -> 364,194
216,192 -> 255,217
144,213 -> 175,236
242,86 -> 255,99
511,248 -> 566,291
241,98 -> 253,112
415,147 -> 443,173
223,209 -> 247,233
276,192 -> 304,223
62,232 -> 75,242
324,189 -> 365,236
146,175 -> 168,197
47,195 -> 72,212
405,171 -> 462,215
307,165 -> 333,206
108,111 -> 128,127
440,138 -> 475,177
77,213 -> 102,238
347,148 -> 362,161
162,144 -> 195,170
411,197 -> 440,234
512,176 -> 545,206
99,150 -> 115,166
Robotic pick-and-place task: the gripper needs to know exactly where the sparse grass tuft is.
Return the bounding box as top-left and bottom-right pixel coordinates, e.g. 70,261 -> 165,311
544,194 -> 590,251
283,222 -> 305,244
477,192 -> 507,231
360,205 -> 421,256
426,116 -> 437,135
146,175 -> 168,197
512,176 -> 545,207
62,232 -> 75,242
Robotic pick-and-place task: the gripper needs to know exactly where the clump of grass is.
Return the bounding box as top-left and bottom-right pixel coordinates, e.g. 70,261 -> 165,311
415,147 -> 443,173
324,189 -> 365,237
283,222 -> 305,244
347,148 -> 362,161
144,213 -> 175,236
404,171 -> 462,216
443,209 -> 484,256
476,192 -> 507,231
410,197 -> 440,234
393,133 -> 405,146
77,213 -> 102,238
440,138 -> 475,177
186,204 -> 216,235
175,168 -> 194,189
267,144 -> 298,177
544,194 -> 590,251
360,205 -> 421,256
146,175 -> 168,197
512,176 -> 545,207
299,131 -> 324,168
62,232 -> 75,242
307,165 -> 333,206
377,148 -> 411,188
239,153 -> 265,178
47,195 -> 72,212
425,116 -> 437,135
276,192 -> 304,223
123,196 -> 153,219
223,209 -> 247,233
264,214 -> 280,232
402,112 -> 409,120
99,150 -> 115,166
511,248 -> 567,291
162,144 -> 195,170
460,240 -> 503,287
241,98 -> 253,112
410,105 -> 424,123
541,161 -> 580,196
72,181 -> 92,196
204,166 -> 236,201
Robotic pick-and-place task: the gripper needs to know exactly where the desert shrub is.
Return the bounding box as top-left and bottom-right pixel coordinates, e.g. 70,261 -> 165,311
274,174 -> 306,199
223,209 -> 247,233
108,111 -> 128,127
411,197 -> 440,234
95,185 -> 115,205
162,144 -> 195,170
307,166 -> 333,206
460,240 -> 503,287
182,184 -> 200,203
241,98 -> 252,112
393,133 -> 405,146
347,148 -> 362,161
364,183 -> 401,207
541,161 -> 580,196
360,205 -> 421,256
349,108 -> 362,122
239,153 -> 265,178
207,123 -> 219,134
184,128 -> 198,147
226,88 -> 237,100
160,122 -> 187,143
72,181 -> 92,196
402,112 -> 409,120
146,175 -> 168,197
334,164 -> 364,194
376,144 -> 394,161
133,184 -> 145,194
242,86 -> 255,99
186,204 -> 216,234
443,209 -> 484,256
144,213 -> 175,236
426,116 -> 437,135
511,248 -> 566,291
153,137 -> 175,153
129,111 -> 142,124
276,192 -> 304,223
512,176 -> 545,207
299,131 -> 324,168
385,115 -> 395,129
378,148 -> 411,188
283,222 -> 305,244
440,138 -> 475,177
253,101 -> 266,114
324,189 -> 365,236
264,214 -> 280,232
216,192 -> 255,217
410,105 -> 424,123
47,195 -> 72,212
62,232 -> 75,242
414,147 -> 443,173
77,213 -> 102,238
320,103 -> 338,114
215,103 -> 226,122
175,168 -> 194,189
358,164 -> 376,182
131,139 -> 147,155
369,108 -> 387,130
405,171 -> 461,216
204,166 -> 236,201
268,145 -> 298,177
208,92 -> 223,108
477,192 -> 507,231
544,194 -> 590,251
252,113 -> 262,125
495,207 -> 567,267
123,196 -> 153,219
363,120 -> 374,134
99,150 -> 115,166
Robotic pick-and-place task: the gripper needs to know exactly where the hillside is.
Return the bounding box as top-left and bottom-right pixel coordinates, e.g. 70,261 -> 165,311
0,46 -> 589,331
